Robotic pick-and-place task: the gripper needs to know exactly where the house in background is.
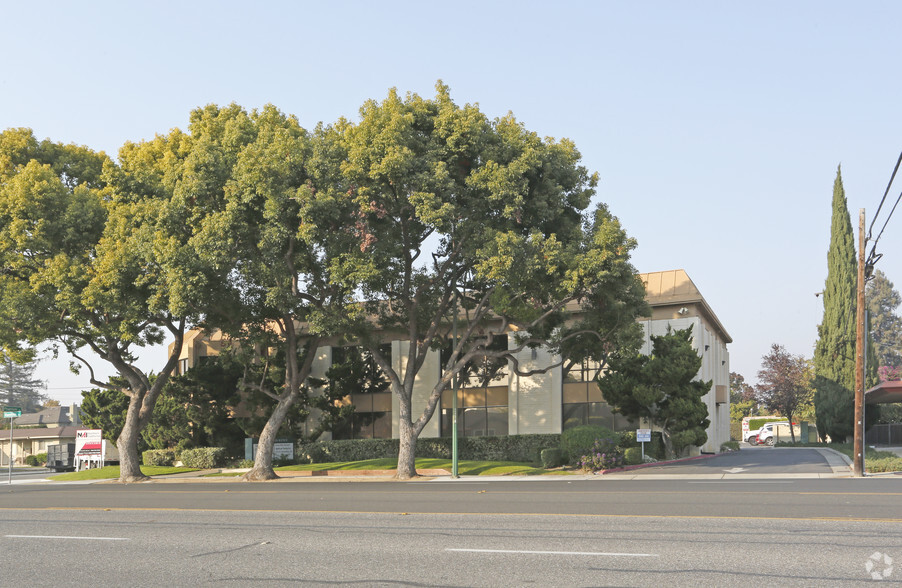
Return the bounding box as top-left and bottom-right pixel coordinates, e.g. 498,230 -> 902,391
172,269 -> 732,454
0,405 -> 82,465
14,404 -> 81,428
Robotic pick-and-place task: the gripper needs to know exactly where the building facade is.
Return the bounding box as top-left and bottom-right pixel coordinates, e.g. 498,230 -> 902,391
173,269 -> 732,454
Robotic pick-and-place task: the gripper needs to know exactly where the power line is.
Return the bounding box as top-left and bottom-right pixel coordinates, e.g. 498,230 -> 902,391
865,149 -> 902,271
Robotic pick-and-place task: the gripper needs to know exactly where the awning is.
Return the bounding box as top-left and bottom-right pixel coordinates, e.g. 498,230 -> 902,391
865,380 -> 902,404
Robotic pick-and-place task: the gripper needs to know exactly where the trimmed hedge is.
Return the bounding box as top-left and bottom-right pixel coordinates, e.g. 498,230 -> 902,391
623,446 -> 643,465
143,449 -> 177,467
179,447 -> 227,469
540,448 -> 563,469
748,417 -> 785,430
729,421 -> 742,442
561,425 -> 617,464
296,434 -> 561,464
26,453 -> 47,466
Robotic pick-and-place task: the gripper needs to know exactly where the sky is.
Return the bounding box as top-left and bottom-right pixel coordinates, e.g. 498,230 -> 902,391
3,1 -> 902,405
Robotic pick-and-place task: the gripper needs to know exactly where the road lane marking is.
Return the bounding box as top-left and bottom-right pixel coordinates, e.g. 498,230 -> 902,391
0,508 -> 901,523
5,535 -> 129,541
446,548 -> 657,557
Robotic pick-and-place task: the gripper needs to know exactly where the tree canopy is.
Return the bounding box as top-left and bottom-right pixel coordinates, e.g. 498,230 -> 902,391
599,327 -> 710,459
334,83 -> 649,478
755,344 -> 812,442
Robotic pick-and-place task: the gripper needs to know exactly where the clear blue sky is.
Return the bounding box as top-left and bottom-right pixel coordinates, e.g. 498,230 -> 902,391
3,1 -> 902,404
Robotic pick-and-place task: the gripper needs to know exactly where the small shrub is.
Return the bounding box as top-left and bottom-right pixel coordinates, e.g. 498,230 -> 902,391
623,447 -> 643,465
720,441 -> 739,452
562,425 -> 616,464
540,448 -> 563,469
866,457 -> 902,474
143,449 -> 177,467
179,447 -> 226,469
26,453 -> 47,466
235,459 -> 254,468
578,436 -> 624,473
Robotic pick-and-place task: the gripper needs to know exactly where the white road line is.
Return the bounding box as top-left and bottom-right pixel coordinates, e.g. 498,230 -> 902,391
446,548 -> 657,557
5,535 -> 130,541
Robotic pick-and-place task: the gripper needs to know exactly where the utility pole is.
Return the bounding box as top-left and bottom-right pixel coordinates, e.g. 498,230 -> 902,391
853,209 -> 865,477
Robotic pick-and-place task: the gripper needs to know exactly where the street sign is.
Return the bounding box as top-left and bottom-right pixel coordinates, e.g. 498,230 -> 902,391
636,428 -> 651,443
3,407 -> 21,418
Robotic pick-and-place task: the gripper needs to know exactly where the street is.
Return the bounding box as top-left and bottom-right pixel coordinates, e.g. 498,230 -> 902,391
0,447 -> 900,587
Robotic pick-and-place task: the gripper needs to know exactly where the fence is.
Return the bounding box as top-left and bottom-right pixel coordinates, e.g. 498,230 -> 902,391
866,423 -> 902,446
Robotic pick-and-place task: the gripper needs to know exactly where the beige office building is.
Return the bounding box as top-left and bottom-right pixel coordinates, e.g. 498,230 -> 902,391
174,269 -> 732,454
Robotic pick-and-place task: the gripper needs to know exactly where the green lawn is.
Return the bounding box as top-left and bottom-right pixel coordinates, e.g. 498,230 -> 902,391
51,465 -> 199,481
206,459 -> 571,477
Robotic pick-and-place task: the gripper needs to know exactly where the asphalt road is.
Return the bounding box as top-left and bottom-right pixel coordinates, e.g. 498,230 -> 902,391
0,449 -> 899,586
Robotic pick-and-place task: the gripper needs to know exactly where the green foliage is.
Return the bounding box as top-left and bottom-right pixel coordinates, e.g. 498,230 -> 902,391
756,344 -> 813,442
814,167 -> 859,443
577,436 -> 623,472
178,447 -> 227,469
321,346 -> 389,440
80,385 -> 131,444
142,449 -> 177,466
330,83 -> 648,478
623,446 -> 643,465
540,447 -> 563,469
297,434 -> 561,464
730,398 -> 759,422
865,456 -> 902,473
720,441 -> 740,452
601,327 -> 711,459
617,429 -> 665,460
149,358 -> 245,455
867,269 -> 902,369
748,417 -> 787,430
561,425 -> 616,464
25,452 -> 47,466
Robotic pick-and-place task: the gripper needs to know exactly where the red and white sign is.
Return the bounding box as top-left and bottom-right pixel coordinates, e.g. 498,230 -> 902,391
75,429 -> 103,456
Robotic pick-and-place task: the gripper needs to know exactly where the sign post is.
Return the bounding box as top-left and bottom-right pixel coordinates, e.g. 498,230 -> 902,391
636,428 -> 651,462
4,407 -> 21,484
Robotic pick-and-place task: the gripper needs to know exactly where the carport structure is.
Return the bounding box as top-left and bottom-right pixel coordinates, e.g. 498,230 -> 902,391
865,380 -> 902,446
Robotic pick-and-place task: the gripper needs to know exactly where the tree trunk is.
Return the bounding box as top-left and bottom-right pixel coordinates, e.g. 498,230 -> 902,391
117,392 -> 150,483
243,393 -> 296,481
396,417 -> 418,480
661,430 -> 675,461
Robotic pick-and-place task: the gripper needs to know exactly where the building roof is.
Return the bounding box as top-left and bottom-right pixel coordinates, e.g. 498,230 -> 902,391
14,406 -> 73,427
1,425 -> 81,441
640,269 -> 732,344
866,380 -> 902,404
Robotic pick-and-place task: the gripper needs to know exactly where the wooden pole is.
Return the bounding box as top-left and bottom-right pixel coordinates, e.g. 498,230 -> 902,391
853,209 -> 865,477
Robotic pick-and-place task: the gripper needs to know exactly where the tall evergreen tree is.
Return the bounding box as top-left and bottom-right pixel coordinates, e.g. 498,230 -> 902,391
813,167 -> 859,442
0,354 -> 47,412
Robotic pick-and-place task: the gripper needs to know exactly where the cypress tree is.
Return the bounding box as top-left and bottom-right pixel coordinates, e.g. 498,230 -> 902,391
813,166 -> 857,441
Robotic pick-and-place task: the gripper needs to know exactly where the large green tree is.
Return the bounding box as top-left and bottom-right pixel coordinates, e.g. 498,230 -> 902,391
0,127 -> 216,482
813,167 -> 859,442
190,104 -> 359,480
336,83 -> 649,478
600,327 -> 711,459
866,269 -> 902,370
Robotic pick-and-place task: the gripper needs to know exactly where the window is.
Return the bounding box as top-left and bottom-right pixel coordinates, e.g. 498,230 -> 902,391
329,345 -> 392,440
440,386 -> 508,437
562,379 -> 633,432
439,334 -> 509,437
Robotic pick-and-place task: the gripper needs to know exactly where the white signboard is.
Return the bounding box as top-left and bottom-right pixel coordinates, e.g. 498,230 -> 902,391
75,429 -> 106,471
636,428 -> 652,443
75,429 -> 103,456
